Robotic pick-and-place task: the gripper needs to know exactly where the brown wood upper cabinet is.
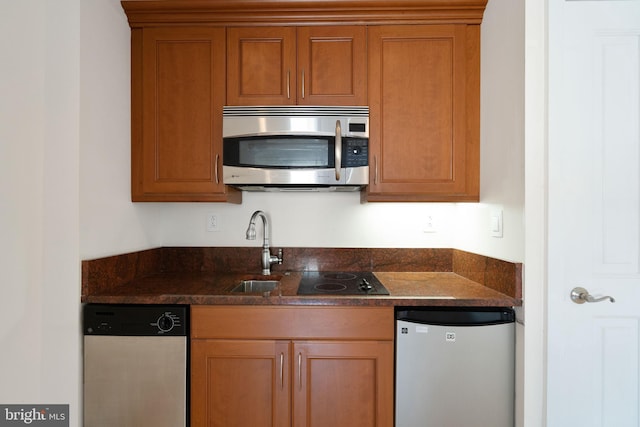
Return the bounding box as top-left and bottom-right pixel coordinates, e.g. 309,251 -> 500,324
121,0 -> 487,202
131,27 -> 241,202
227,26 -> 367,106
365,24 -> 480,202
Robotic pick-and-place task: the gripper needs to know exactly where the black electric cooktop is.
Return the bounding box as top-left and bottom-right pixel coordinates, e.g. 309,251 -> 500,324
296,271 -> 390,296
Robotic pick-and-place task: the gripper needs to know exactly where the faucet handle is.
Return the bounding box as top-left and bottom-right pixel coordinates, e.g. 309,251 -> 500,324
267,248 -> 283,269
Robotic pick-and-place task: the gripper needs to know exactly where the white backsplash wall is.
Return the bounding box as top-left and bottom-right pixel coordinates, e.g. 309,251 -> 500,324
158,198 -> 522,263
159,195 -> 455,248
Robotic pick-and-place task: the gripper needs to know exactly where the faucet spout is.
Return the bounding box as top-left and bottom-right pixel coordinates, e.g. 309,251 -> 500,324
245,210 -> 283,275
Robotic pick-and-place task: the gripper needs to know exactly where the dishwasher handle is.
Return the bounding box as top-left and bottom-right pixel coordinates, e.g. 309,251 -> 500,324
396,307 -> 515,326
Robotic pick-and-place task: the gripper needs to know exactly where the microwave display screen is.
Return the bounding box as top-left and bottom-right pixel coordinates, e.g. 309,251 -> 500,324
237,137 -> 331,168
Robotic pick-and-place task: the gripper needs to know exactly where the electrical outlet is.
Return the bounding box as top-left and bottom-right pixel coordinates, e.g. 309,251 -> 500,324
423,214 -> 437,233
206,214 -> 219,232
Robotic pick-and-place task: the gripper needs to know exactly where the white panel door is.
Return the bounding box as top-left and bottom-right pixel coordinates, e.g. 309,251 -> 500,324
547,0 -> 640,426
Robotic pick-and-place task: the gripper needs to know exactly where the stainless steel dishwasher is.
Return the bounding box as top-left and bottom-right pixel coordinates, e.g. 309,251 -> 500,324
395,307 -> 515,427
83,304 -> 189,427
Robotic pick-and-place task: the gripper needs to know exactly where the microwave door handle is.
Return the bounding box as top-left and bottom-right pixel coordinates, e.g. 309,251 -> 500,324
335,120 -> 341,181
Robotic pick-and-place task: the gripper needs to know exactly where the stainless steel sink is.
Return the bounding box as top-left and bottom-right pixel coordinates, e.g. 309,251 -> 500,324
231,280 -> 280,293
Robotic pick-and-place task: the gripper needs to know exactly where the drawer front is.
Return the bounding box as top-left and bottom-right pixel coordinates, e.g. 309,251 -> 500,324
191,305 -> 394,340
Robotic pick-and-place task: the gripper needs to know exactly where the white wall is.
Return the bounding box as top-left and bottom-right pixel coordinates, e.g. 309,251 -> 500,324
0,0 -> 46,399
80,0 -> 163,259
158,197 -> 455,248
522,0 -> 547,425
454,0 -> 525,263
0,0 -> 81,423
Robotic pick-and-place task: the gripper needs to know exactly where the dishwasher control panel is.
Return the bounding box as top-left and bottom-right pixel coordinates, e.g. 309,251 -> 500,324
83,304 -> 188,336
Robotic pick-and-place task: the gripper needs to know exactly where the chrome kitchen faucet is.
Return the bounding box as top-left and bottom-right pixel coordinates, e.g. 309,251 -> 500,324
245,210 -> 283,275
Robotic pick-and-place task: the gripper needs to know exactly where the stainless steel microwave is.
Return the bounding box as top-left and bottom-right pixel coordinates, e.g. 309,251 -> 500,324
222,106 -> 369,191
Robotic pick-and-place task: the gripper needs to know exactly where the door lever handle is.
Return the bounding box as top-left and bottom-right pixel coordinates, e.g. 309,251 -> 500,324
570,287 -> 615,304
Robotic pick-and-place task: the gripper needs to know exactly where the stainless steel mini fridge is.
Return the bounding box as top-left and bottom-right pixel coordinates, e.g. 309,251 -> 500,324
395,307 -> 515,427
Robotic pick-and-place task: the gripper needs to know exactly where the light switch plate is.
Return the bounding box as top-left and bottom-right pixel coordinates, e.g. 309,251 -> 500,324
490,209 -> 503,238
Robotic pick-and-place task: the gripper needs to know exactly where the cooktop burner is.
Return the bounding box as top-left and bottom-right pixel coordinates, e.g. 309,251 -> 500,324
296,271 -> 390,296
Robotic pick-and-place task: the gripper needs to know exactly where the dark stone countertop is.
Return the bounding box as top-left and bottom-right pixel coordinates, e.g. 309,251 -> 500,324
81,247 -> 521,307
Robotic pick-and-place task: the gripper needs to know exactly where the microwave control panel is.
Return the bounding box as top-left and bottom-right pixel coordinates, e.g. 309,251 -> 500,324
343,138 -> 369,167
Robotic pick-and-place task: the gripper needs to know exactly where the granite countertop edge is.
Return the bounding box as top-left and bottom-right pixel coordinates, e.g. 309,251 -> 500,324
81,270 -> 520,307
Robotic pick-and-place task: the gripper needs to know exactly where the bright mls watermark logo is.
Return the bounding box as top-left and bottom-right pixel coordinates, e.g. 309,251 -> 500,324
0,405 -> 68,426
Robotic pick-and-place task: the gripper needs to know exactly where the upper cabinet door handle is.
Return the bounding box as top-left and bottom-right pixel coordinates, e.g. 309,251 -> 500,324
287,69 -> 291,99
374,155 -> 378,185
215,154 -> 219,184
301,69 -> 305,99
280,352 -> 284,389
298,352 -> 302,391
570,287 -> 615,304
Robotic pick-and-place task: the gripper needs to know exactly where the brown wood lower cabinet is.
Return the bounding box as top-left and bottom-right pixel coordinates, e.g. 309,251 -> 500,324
191,306 -> 394,427
191,339 -> 290,427
293,340 -> 393,427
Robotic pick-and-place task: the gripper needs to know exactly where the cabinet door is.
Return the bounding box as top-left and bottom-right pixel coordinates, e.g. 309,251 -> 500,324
134,27 -> 240,202
227,27 -> 297,105
191,339 -> 290,427
292,340 -> 394,427
366,25 -> 480,202
227,26 -> 366,106
297,26 -> 367,105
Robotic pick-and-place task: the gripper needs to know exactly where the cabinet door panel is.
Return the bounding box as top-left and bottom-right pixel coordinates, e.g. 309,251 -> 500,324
292,341 -> 393,427
154,39 -> 213,181
227,26 -> 366,106
227,27 -> 297,105
191,340 -> 290,427
135,27 -> 239,202
297,26 -> 367,105
382,37 -> 454,181
367,25 -> 480,201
